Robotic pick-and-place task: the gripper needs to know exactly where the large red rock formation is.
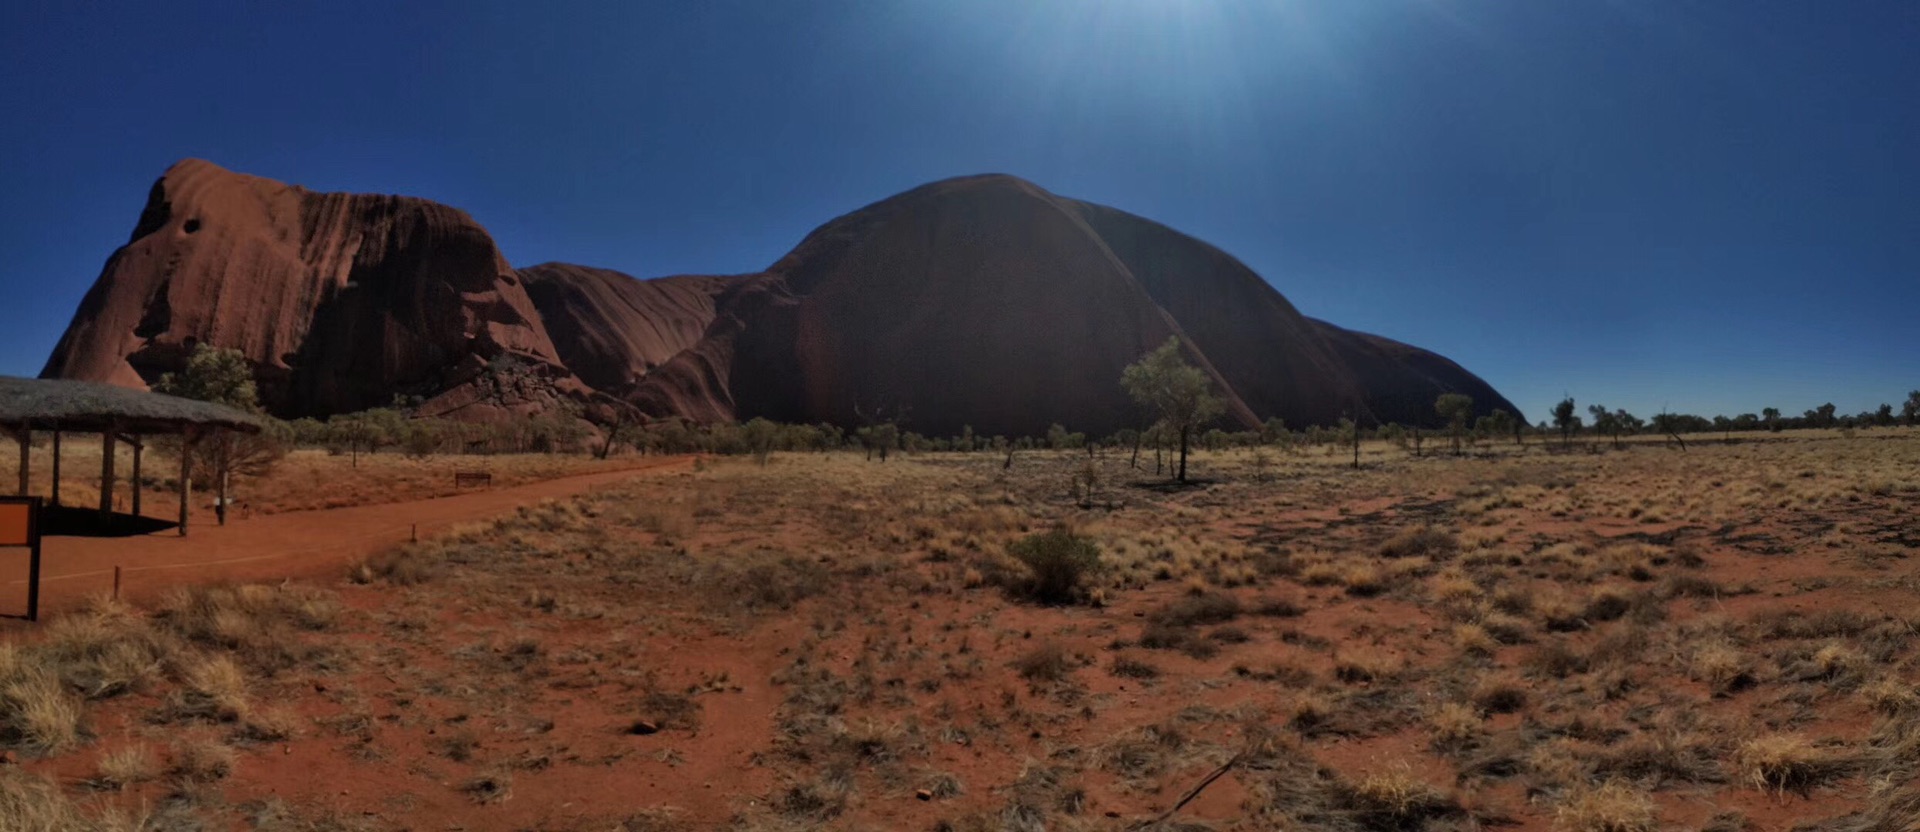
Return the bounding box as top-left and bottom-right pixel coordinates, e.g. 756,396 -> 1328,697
41,159 -> 588,420
621,175 -> 1519,435
516,263 -> 730,397
44,162 -> 1521,434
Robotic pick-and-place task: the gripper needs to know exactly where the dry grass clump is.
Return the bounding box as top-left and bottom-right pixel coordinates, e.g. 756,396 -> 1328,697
1860,676 -> 1920,716
0,768 -> 97,831
1688,641 -> 1758,697
34,600 -> 177,699
1428,702 -> 1483,752
1525,642 -> 1590,679
1588,730 -> 1725,786
1109,656 -> 1160,680
1379,526 -> 1458,559
1477,611 -> 1533,645
1553,781 -> 1657,832
169,653 -> 250,722
170,737 -> 236,783
1735,734 -> 1844,795
91,745 -> 159,791
1332,648 -> 1403,684
1138,622 -> 1220,659
0,662 -> 84,754
1339,764 -> 1461,829
154,583 -> 342,675
1100,723 -> 1190,782
1012,643 -> 1075,686
1471,673 -> 1529,714
1151,592 -> 1242,627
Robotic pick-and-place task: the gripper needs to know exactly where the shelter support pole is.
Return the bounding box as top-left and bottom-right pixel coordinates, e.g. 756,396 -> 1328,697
100,428 -> 117,517
130,438 -> 143,518
216,434 -> 228,527
51,426 -> 61,507
178,428 -> 197,537
12,426 -> 25,497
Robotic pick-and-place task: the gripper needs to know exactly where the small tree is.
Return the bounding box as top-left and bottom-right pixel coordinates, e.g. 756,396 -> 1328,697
152,345 -> 285,525
1336,417 -> 1359,469
743,417 -> 780,465
1905,391 -> 1920,427
1435,393 -> 1474,455
1121,338 -> 1224,483
1552,397 -> 1579,447
1762,407 -> 1782,432
1816,403 -> 1837,429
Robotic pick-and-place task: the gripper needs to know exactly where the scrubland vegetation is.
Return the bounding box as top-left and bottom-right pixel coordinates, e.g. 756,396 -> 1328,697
3,425 -> 1918,830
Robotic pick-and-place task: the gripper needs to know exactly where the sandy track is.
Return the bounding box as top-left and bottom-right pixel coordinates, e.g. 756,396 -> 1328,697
0,456 -> 692,617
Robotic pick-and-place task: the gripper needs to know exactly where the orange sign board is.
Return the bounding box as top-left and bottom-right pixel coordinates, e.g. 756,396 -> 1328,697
0,502 -> 29,546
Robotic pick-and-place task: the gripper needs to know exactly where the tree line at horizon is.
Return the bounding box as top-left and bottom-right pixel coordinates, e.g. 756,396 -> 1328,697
148,344 -> 1920,475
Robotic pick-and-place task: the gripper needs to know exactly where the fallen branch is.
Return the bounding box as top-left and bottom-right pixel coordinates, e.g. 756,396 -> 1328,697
1130,749 -> 1245,830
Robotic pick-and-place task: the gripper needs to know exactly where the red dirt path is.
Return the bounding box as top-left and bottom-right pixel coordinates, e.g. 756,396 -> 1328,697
0,456 -> 694,619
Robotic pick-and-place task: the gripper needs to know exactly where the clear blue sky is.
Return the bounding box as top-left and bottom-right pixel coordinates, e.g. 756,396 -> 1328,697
3,1 -> 1915,422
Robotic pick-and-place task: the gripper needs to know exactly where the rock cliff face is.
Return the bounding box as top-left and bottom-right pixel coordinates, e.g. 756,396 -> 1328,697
40,159 -> 586,420
622,175 -> 1519,435
44,162 -> 1521,433
516,263 -> 731,398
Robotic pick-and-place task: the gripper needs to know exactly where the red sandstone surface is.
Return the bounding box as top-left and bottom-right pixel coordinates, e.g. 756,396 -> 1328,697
43,162 -> 1519,432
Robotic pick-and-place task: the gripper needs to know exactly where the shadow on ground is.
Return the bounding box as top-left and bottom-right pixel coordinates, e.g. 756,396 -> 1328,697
36,505 -> 177,537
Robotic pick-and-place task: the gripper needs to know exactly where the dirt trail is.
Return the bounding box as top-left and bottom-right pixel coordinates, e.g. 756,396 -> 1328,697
0,456 -> 693,617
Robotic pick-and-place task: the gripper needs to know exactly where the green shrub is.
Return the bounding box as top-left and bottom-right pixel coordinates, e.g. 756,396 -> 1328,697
1007,528 -> 1101,605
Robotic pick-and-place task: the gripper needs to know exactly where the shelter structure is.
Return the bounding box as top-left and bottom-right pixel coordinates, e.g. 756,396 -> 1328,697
0,376 -> 264,535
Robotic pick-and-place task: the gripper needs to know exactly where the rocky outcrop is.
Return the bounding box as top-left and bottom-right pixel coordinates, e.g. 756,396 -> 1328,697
44,161 -> 1521,433
623,174 -> 1519,434
40,159 -> 587,420
517,263 -> 731,397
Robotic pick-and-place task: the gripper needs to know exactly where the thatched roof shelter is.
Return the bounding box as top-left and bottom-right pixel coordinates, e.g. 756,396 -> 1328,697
2,375 -> 265,535
0,376 -> 264,435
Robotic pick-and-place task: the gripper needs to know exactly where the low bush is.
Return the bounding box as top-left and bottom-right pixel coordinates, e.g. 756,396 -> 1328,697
1005,528 -> 1101,605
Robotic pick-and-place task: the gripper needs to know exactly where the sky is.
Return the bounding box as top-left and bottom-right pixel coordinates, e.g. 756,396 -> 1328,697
1,0 -> 1915,422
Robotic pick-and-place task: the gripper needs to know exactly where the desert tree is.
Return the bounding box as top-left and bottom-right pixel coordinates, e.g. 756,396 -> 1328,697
743,417 -> 780,465
1875,404 -> 1895,427
1336,416 -> 1359,469
1587,405 -> 1618,449
859,423 -> 899,461
1615,408 -> 1643,444
1120,338 -> 1224,483
1649,410 -> 1687,450
152,344 -> 287,524
1551,397 -> 1579,447
1904,391 -> 1920,426
1816,402 -> 1838,429
1488,409 -> 1520,446
1762,407 -> 1782,432
1435,393 -> 1474,455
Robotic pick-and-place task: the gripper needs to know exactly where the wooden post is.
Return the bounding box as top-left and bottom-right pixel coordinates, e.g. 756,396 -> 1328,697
51,426 -> 61,507
100,429 -> 117,517
12,426 -> 25,497
25,498 -> 41,623
178,428 -> 196,536
130,438 -> 143,518
216,444 -> 228,527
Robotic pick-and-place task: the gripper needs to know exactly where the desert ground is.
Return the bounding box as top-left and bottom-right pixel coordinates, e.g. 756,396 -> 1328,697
3,430 -> 1919,831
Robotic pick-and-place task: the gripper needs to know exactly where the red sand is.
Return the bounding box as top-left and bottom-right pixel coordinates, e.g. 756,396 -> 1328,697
0,456 -> 693,619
